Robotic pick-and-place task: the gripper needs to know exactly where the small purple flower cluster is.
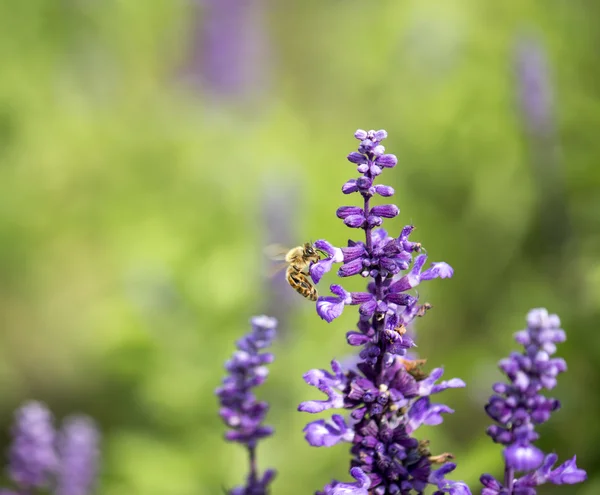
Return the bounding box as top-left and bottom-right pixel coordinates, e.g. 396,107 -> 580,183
3,401 -> 99,495
480,308 -> 586,494
299,129 -> 467,495
216,315 -> 278,495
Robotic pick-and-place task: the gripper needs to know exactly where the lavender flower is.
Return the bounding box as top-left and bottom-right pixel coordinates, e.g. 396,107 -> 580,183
480,308 -> 586,494
299,129 -> 467,494
8,401 -> 58,490
515,36 -> 554,137
56,416 -> 101,495
216,315 -> 278,495
187,0 -> 270,97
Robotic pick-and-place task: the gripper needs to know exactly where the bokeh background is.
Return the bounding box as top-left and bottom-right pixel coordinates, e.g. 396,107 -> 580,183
1,0 -> 599,494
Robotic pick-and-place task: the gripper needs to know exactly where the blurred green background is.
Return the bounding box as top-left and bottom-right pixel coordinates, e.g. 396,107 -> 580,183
0,0 -> 599,494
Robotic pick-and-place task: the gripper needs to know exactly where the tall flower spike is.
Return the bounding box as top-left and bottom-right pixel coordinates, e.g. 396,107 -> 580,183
216,316 -> 278,495
300,129 -> 468,494
56,416 -> 101,495
8,401 -> 58,490
480,308 -> 586,494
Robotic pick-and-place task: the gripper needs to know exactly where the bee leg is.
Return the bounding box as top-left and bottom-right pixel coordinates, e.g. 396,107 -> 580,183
288,270 -> 318,300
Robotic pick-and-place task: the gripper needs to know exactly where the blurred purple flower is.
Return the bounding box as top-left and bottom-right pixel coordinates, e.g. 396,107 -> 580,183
56,416 -> 100,495
480,308 -> 586,493
216,315 -> 277,495
515,36 -> 554,136
8,401 -> 58,490
187,0 -> 270,97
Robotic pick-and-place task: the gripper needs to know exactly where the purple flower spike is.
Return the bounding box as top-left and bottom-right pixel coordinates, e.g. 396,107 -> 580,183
480,309 -> 586,494
56,416 -> 100,495
300,129 -> 465,494
8,401 -> 58,490
217,316 -> 278,495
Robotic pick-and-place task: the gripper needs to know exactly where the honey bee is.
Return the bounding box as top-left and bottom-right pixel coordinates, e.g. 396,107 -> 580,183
265,243 -> 322,301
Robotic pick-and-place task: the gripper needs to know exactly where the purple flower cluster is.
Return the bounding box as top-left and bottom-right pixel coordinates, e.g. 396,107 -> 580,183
515,36 -> 554,137
8,401 -> 58,490
216,315 -> 278,495
213,127 -> 587,495
3,401 -> 100,495
56,417 -> 101,495
480,308 -> 586,494
299,129 -> 468,495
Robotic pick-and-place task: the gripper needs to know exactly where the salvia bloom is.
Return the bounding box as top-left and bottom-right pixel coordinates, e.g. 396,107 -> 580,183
8,401 -> 58,490
515,36 -> 554,137
480,308 -> 586,494
300,129 -> 468,495
4,401 -> 100,495
56,416 -> 101,495
216,315 -> 278,495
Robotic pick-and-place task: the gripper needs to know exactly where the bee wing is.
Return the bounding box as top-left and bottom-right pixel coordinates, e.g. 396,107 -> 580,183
263,244 -> 291,261
265,261 -> 288,278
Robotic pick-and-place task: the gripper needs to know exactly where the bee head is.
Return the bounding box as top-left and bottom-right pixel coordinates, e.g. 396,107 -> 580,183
304,242 -> 315,255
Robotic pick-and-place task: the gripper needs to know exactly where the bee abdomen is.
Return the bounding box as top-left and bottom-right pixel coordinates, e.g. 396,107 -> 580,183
286,268 -> 318,301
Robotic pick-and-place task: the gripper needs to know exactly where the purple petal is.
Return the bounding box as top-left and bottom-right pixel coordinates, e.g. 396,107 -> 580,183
350,292 -> 374,304
311,259 -> 335,284
429,463 -> 457,484
421,262 -> 454,281
546,456 -> 587,485
373,129 -> 388,140
316,285 -> 351,322
302,361 -> 346,389
418,368 -> 466,396
388,274 -> 420,293
298,382 -> 344,413
369,164 -> 382,176
303,415 -> 354,447
347,152 -> 367,164
337,206 -> 363,219
504,443 -> 544,471
347,332 -> 370,346
344,215 -> 366,228
315,240 -> 344,259
374,184 -> 395,197
330,284 -> 350,299
339,259 -> 364,277
407,397 -> 454,433
341,244 -> 366,262
359,299 -> 377,317
324,467 -> 371,495
430,464 -> 472,495
370,204 -> 400,218
372,145 -> 385,157
310,241 -> 344,284
375,154 -> 398,168
317,296 -> 346,322
480,474 -> 503,493
354,129 -> 368,140
342,179 -> 359,194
